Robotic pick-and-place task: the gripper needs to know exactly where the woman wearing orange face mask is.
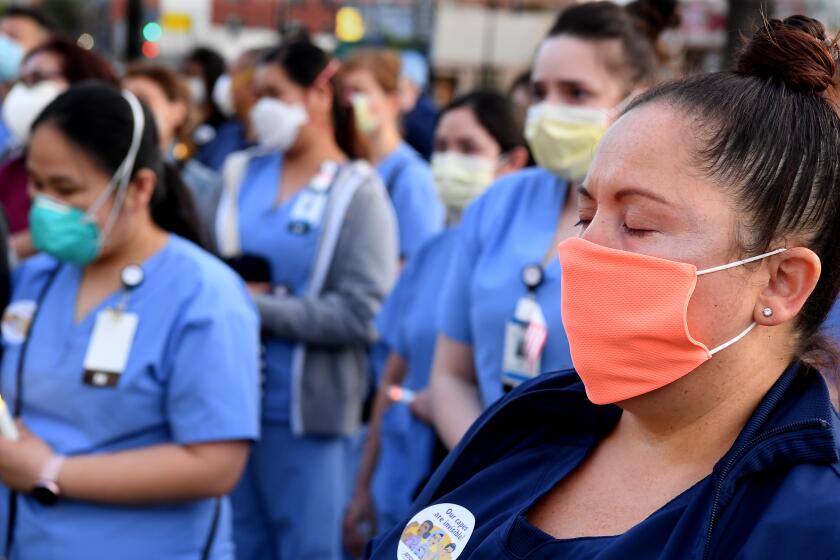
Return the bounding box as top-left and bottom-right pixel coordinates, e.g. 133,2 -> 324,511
367,14 -> 840,559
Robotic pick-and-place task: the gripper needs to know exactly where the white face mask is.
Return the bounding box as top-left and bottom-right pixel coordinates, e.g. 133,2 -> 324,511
524,102 -> 610,181
2,81 -> 66,144
187,76 -> 206,106
431,151 -> 497,211
249,97 -> 308,152
212,74 -> 235,118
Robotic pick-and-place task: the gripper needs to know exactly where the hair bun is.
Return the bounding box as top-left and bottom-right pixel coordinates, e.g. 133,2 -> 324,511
626,0 -> 681,41
736,15 -> 839,94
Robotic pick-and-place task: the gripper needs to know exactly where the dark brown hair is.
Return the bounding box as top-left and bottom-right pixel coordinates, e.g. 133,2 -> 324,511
341,48 -> 401,94
25,37 -> 118,86
548,0 -> 680,91
124,63 -> 198,152
626,15 -> 840,376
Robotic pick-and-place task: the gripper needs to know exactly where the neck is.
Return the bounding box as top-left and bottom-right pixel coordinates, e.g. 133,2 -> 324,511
369,123 -> 401,165
285,129 -> 345,167
614,334 -> 793,467
87,220 -> 168,277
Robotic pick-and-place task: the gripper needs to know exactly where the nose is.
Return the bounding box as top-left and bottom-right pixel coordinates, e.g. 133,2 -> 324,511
578,211 -> 620,250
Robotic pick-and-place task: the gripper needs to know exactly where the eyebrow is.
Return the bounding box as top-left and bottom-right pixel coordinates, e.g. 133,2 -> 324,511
577,185 -> 671,206
27,169 -> 79,186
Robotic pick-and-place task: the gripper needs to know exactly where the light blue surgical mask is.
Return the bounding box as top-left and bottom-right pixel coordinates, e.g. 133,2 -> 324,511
29,91 -> 146,264
0,34 -> 23,82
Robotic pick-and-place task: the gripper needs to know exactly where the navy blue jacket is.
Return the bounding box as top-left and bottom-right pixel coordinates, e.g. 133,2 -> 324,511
367,363 -> 840,558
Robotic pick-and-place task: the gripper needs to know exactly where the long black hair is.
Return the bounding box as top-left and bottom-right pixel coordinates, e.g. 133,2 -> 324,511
32,83 -> 204,247
260,39 -> 362,159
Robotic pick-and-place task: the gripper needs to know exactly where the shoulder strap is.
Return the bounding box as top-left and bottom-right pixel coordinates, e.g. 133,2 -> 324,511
290,162 -> 371,436
306,162 -> 368,296
214,150 -> 256,258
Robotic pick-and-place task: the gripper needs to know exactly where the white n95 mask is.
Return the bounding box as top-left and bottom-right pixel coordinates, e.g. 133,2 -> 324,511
3,81 -> 65,144
249,98 -> 308,152
212,74 -> 235,118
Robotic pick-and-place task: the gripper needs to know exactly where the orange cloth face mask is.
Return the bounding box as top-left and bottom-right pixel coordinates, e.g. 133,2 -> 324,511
558,237 -> 786,405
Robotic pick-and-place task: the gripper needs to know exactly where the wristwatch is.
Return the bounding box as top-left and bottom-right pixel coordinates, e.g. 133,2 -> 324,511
32,454 -> 65,506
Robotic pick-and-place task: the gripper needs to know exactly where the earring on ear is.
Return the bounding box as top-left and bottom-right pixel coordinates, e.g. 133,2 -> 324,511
762,307 -> 773,318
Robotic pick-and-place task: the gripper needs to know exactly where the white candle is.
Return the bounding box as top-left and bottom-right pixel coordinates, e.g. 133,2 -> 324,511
0,395 -> 19,441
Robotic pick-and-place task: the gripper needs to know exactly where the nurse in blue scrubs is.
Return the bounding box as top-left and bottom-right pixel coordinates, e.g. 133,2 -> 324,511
342,91 -> 529,556
220,40 -> 397,560
0,84 -> 259,560
368,12 -> 840,559
430,0 -> 680,449
339,49 -> 443,263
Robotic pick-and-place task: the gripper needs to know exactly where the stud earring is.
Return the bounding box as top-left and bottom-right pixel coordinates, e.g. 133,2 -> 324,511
762,307 -> 773,318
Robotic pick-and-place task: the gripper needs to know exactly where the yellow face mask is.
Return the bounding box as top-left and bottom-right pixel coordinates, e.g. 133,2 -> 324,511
524,102 -> 610,181
431,151 -> 497,211
351,93 -> 380,134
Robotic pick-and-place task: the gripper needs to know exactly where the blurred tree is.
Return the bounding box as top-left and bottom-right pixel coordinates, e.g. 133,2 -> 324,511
725,0 -> 772,68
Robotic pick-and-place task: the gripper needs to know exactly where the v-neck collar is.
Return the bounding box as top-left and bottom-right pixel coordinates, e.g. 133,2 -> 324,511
65,235 -> 174,328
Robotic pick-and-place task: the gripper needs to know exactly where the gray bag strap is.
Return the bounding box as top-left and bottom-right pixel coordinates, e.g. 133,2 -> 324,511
290,162 -> 370,435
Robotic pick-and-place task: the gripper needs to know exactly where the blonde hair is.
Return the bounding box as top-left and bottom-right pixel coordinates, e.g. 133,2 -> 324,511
341,48 -> 402,94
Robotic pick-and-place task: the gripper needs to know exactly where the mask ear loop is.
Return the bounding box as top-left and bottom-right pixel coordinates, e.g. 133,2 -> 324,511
84,91 -> 145,246
698,247 -> 787,355
696,247 -> 787,276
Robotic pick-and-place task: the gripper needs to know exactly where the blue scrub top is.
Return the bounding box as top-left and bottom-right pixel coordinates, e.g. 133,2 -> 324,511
372,229 -> 458,522
438,168 -> 574,407
376,142 -> 443,260
196,120 -> 251,172
368,364 -> 840,559
0,235 -> 260,560
235,152 -> 323,424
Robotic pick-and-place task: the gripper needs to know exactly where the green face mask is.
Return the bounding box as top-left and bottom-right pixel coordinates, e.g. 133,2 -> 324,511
29,195 -> 104,264
28,91 -> 147,265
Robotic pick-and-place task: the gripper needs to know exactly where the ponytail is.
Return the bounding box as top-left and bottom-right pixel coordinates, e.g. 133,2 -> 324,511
261,39 -> 366,160
152,163 -> 205,248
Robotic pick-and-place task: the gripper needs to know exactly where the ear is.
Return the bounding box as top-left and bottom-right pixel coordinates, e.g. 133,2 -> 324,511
755,247 -> 821,327
498,146 -> 530,175
123,168 -> 158,212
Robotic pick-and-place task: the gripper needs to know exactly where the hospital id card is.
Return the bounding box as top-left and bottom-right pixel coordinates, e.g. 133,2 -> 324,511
82,310 -> 138,388
501,297 -> 546,388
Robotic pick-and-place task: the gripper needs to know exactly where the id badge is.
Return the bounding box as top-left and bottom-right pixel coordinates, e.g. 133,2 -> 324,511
288,190 -> 328,234
82,310 -> 138,388
501,298 -> 546,388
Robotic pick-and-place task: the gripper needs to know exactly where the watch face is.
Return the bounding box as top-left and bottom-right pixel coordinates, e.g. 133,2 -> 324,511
32,484 -> 59,506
